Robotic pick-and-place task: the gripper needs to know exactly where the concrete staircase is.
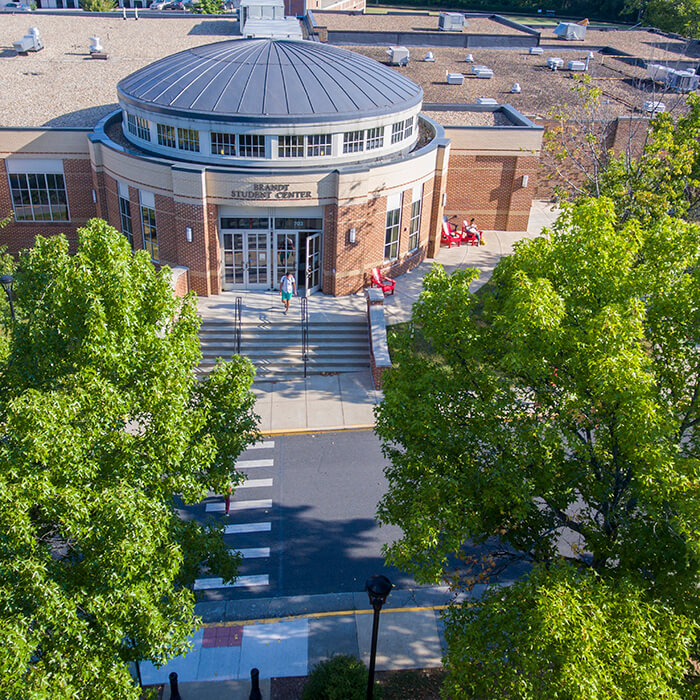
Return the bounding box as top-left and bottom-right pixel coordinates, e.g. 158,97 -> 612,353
198,317 -> 371,381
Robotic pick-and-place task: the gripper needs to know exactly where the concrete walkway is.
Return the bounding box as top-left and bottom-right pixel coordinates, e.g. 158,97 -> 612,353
197,200 -> 559,434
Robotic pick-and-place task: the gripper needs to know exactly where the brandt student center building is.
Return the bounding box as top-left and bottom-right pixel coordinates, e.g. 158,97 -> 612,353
0,37 -> 542,297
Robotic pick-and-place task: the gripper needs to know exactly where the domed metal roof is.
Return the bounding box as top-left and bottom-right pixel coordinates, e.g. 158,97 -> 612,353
117,39 -> 423,124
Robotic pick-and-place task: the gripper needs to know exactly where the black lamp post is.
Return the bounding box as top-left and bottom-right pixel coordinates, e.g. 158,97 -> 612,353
365,574 -> 392,700
168,671 -> 182,700
0,275 -> 14,320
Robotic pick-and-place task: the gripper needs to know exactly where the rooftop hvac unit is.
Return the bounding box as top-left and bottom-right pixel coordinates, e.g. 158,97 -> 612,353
476,97 -> 498,104
423,51 -> 435,62
438,12 -> 465,31
553,22 -> 586,40
446,72 -> 464,85
568,60 -> 586,71
386,46 -> 410,66
473,67 -> 494,79
529,46 -> 544,55
547,57 -> 564,71
675,70 -> 700,92
511,82 -> 522,93
643,100 -> 666,114
13,26 -> 43,53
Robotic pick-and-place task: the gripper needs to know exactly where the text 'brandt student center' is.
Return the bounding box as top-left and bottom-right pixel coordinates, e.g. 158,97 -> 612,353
0,34 -> 543,297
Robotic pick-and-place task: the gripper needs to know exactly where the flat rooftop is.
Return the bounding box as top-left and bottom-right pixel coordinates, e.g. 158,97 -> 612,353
312,11 -> 530,37
0,13 -> 696,129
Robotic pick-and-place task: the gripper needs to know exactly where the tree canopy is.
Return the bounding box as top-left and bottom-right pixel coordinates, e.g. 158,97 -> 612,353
0,220 -> 258,699
376,196 -> 700,693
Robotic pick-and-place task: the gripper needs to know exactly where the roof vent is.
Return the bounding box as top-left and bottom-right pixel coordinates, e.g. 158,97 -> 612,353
568,60 -> 586,71
473,65 -> 493,79
643,100 -> 666,114
529,46 -> 544,55
424,51 -> 435,62
511,82 -> 521,93
547,57 -> 564,71
465,53 -> 474,63
13,27 -> 43,54
89,36 -> 103,53
446,72 -> 464,85
477,97 -> 498,104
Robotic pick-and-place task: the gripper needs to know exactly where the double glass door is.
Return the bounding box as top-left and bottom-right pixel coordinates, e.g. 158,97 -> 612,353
222,231 -> 269,289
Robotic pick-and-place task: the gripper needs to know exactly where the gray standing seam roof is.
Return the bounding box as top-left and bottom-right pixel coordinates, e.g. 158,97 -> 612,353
117,39 -> 423,124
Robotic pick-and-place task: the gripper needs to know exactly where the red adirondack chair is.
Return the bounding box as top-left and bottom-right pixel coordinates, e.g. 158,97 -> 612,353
371,267 -> 396,295
441,220 -> 461,248
460,220 -> 481,246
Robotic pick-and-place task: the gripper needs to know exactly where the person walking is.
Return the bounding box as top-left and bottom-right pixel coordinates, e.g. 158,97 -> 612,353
279,271 -> 297,315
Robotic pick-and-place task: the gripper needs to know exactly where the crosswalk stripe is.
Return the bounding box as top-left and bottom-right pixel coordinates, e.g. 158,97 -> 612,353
247,441 -> 274,450
194,574 -> 269,590
237,459 -> 274,469
224,522 -> 272,534
238,478 -> 273,489
231,547 -> 270,559
206,499 -> 272,512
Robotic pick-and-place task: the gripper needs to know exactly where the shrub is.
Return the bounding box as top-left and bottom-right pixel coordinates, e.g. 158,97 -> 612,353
302,655 -> 382,700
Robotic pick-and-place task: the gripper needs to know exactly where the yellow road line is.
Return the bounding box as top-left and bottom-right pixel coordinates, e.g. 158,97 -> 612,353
201,604 -> 450,628
260,424 -> 374,436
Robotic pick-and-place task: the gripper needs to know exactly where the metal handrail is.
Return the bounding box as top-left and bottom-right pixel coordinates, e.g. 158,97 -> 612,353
300,296 -> 309,378
234,296 -> 242,354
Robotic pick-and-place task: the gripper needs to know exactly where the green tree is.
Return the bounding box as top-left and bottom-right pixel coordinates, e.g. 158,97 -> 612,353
443,564 -> 696,699
544,81 -> 700,223
0,220 -> 258,699
192,0 -> 224,14
79,0 -> 116,10
375,197 -> 700,691
625,0 -> 700,37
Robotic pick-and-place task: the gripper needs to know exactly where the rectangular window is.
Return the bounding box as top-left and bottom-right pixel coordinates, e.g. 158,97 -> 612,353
157,124 -> 176,149
404,117 -> 414,140
409,200 -> 421,251
384,193 -> 402,261
306,134 -> 331,157
343,130 -> 364,154
177,127 -> 200,152
140,194 -> 158,262
274,217 -> 323,230
238,134 -> 265,158
119,195 -> 133,249
211,132 -> 237,156
220,217 -> 269,229
127,113 -> 151,141
278,135 -> 304,158
391,121 -> 403,144
366,127 -> 384,151
9,172 -> 69,222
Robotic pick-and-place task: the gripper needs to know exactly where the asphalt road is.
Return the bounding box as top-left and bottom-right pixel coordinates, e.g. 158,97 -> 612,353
184,429 -> 416,602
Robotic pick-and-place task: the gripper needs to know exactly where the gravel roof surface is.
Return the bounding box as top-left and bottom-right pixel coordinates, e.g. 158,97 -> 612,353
312,12 -> 531,36
423,110 -> 514,126
0,15 -> 241,127
0,14 -> 694,129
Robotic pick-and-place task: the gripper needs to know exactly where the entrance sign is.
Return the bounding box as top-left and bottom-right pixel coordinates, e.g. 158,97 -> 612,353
230,183 -> 312,200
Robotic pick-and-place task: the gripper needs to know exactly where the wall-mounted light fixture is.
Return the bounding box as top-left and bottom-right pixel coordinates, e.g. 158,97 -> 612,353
91,189 -> 97,203
522,174 -> 529,188
185,226 -> 193,242
348,227 -> 357,244
442,192 -> 447,206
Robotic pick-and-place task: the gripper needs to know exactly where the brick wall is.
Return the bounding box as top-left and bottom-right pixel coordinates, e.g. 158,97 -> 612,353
445,152 -> 538,231
0,157 -> 98,256
324,180 -> 434,296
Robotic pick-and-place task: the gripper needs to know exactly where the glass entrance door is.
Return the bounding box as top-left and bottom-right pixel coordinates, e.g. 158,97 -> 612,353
304,232 -> 322,296
221,230 -> 270,290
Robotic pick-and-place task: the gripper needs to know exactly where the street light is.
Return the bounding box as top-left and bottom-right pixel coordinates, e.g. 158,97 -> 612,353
365,574 -> 392,700
0,275 -> 14,320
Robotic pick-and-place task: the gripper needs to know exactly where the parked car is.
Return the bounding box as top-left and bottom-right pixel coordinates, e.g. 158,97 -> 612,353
162,1 -> 185,9
0,2 -> 32,11
148,1 -> 167,8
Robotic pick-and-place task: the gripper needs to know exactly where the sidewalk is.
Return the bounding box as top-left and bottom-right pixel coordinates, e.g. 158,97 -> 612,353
197,200 -> 559,435
143,586 -> 488,698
